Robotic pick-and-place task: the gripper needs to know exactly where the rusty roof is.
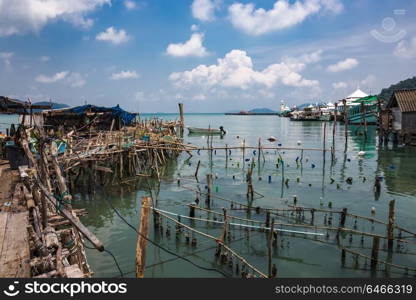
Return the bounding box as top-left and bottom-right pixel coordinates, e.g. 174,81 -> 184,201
386,89 -> 416,112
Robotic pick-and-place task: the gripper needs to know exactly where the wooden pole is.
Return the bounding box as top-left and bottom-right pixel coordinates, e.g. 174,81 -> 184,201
323,121 -> 327,158
194,160 -> 201,180
343,99 -> 348,148
178,103 -> 184,136
387,199 -> 395,251
136,196 -> 151,278
206,174 -> 212,204
225,144 -> 228,168
371,236 -> 380,271
332,103 -> 337,161
268,218 -> 275,278
339,208 -> 348,227
341,248 -> 346,267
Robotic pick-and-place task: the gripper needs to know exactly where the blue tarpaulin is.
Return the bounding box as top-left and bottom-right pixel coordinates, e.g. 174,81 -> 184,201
69,104 -> 136,126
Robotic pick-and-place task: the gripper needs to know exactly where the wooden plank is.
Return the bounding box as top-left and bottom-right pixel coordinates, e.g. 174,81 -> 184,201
0,211 -> 30,277
0,213 -> 9,258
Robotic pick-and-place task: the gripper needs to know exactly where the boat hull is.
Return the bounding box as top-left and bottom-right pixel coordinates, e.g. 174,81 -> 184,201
187,127 -> 224,135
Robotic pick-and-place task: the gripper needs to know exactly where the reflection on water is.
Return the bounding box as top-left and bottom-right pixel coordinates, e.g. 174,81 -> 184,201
378,146 -> 416,197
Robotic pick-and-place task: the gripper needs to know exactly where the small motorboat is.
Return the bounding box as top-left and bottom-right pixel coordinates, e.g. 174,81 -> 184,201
267,136 -> 277,142
187,126 -> 226,135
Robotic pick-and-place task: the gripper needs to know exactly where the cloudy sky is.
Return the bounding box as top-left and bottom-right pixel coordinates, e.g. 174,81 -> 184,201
0,0 -> 415,112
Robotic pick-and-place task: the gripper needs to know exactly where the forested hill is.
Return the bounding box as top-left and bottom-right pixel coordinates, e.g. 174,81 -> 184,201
379,77 -> 416,103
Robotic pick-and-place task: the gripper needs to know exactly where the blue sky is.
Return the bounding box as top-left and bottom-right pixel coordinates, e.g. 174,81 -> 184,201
0,0 -> 416,112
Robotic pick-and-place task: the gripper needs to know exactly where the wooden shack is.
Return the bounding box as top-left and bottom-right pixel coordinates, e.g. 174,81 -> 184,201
41,104 -> 137,132
380,89 -> 416,145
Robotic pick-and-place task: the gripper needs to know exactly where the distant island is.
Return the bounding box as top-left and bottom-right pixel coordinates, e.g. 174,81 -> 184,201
32,101 -> 69,113
225,107 -> 278,115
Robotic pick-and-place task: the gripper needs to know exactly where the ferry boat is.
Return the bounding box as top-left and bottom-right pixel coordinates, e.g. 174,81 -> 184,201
347,95 -> 379,125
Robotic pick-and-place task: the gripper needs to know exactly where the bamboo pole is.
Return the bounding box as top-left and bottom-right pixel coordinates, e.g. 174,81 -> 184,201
136,196 -> 151,278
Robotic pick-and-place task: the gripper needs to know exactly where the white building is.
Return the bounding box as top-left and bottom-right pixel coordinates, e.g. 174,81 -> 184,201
338,88 -> 368,108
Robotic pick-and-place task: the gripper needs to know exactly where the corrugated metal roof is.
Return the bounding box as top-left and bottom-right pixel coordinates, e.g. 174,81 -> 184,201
387,89 -> 416,112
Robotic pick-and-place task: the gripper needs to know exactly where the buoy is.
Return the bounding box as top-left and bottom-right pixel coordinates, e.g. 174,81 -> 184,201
268,176 -> 272,183
278,143 -> 282,147
346,177 -> 353,184
371,207 -> 376,215
297,140 -> 302,145
311,163 -> 316,168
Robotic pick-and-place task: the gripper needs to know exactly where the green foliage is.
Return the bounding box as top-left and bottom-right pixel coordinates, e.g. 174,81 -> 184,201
378,76 -> 416,103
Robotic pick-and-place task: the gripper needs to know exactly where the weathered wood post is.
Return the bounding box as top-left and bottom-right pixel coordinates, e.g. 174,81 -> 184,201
370,236 -> 380,272
206,174 -> 212,204
323,121 -> 327,156
341,248 -> 346,267
258,138 -> 261,166
332,103 -> 338,161
194,160 -> 201,181
136,196 -> 151,278
268,218 -> 275,278
339,208 -> 348,227
178,103 -> 184,136
343,99 -> 348,148
387,199 -> 395,251
225,144 -> 229,168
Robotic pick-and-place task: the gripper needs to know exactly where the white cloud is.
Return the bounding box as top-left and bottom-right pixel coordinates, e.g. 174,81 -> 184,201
110,70 -> 140,80
66,72 -> 86,87
40,56 -> 50,62
332,81 -> 347,89
191,0 -> 219,22
0,52 -> 14,66
0,0 -> 110,37
283,49 -> 322,65
169,49 -> 319,90
166,33 -> 209,57
228,0 -> 343,36
327,58 -> 358,72
96,27 -> 131,45
192,93 -> 207,101
360,75 -> 376,89
124,0 -> 136,10
35,71 -> 69,83
394,36 -> 416,59
191,24 -> 199,32
35,71 -> 86,87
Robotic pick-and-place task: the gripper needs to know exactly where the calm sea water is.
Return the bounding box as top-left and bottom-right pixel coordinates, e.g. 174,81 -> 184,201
1,113 -> 415,277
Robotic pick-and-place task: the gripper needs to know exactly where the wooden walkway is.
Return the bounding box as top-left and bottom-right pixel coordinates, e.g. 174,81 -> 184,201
0,211 -> 30,277
0,162 -> 30,277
